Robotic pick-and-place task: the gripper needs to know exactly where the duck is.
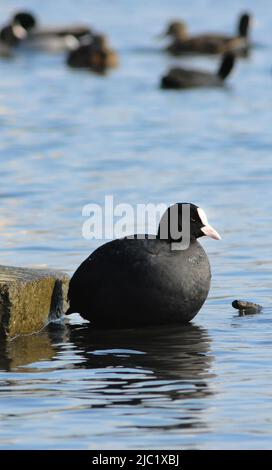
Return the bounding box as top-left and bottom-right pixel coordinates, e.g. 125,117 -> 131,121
66,203 -> 221,329
3,11 -> 92,52
161,53 -> 235,89
163,12 -> 251,56
67,34 -> 118,73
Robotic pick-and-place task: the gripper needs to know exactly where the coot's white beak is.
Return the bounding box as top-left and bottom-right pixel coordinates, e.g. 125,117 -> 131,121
197,207 -> 221,240
201,224 -> 221,240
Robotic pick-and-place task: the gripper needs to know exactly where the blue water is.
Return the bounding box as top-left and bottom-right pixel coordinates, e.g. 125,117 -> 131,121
0,0 -> 272,449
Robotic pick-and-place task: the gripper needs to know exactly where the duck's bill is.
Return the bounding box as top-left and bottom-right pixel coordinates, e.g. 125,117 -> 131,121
201,224 -> 221,240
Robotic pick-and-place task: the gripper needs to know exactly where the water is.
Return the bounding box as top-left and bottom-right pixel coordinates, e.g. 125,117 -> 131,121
0,0 -> 272,450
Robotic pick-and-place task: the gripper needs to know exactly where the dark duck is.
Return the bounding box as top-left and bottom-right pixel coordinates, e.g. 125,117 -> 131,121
66,203 -> 221,329
161,53 -> 235,89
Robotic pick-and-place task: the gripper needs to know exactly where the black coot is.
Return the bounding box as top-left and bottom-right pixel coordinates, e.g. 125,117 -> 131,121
66,203 -> 221,328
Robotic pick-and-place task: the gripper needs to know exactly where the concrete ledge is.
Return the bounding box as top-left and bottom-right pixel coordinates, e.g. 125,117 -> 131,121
0,265 -> 69,338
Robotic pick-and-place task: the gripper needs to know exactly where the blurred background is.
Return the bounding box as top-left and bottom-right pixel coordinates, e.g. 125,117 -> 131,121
0,0 -> 271,274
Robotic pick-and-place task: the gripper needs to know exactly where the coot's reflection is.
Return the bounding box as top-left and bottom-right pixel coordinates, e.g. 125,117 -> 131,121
1,321 -> 214,384
0,321 -> 214,432
68,322 -> 212,378
67,322 -> 215,430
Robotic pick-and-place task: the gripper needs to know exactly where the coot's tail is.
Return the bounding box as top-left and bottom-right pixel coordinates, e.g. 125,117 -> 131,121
217,53 -> 235,80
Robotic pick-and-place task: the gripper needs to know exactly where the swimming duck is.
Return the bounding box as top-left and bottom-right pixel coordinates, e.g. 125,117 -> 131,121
66,203 -> 221,328
161,53 -> 235,89
163,12 -> 251,56
6,11 -> 92,52
67,35 -> 118,73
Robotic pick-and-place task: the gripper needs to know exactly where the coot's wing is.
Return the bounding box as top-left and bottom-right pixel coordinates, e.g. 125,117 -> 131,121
67,241 -> 113,310
67,237 -> 161,314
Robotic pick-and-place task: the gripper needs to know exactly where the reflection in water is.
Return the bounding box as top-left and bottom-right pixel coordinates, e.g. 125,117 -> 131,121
0,321 -> 214,439
68,322 -> 214,432
68,322 -> 213,380
0,325 -> 65,371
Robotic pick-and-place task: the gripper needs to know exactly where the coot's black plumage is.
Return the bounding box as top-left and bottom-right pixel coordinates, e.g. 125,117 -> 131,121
67,203 -> 221,328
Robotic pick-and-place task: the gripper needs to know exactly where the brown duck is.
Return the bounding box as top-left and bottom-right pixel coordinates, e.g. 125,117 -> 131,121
67,35 -> 118,73
163,12 -> 251,56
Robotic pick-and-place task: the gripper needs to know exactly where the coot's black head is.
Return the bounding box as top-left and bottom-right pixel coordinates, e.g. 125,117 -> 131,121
238,12 -> 251,38
157,203 -> 221,243
12,11 -> 37,35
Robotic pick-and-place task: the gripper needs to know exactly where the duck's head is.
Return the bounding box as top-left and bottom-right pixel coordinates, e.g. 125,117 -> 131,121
11,11 -> 37,39
158,203 -> 221,245
238,12 -> 251,38
163,21 -> 188,40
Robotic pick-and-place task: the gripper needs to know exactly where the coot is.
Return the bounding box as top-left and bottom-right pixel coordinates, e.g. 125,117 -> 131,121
66,203 -> 221,328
